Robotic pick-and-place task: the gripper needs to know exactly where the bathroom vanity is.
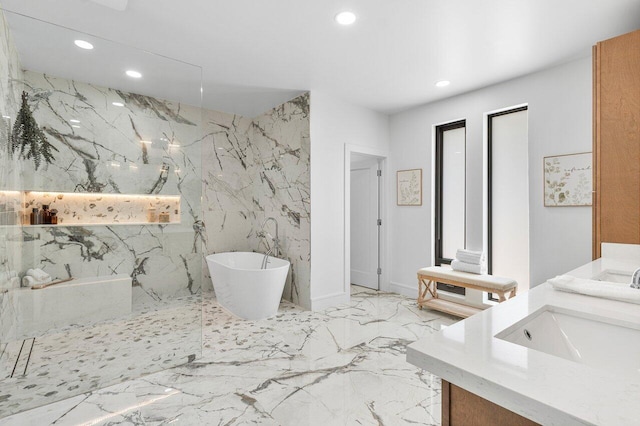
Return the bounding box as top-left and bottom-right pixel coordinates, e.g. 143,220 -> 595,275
407,243 -> 640,425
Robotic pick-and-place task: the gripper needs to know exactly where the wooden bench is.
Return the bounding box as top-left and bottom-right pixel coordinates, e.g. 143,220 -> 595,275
417,266 -> 518,318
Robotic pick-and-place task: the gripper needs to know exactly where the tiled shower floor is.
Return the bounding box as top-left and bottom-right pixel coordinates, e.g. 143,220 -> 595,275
0,286 -> 458,425
0,295 -> 201,418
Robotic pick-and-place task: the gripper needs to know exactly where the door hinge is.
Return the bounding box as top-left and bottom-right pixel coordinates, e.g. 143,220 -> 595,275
377,169 -> 382,177
377,219 -> 382,226
377,267 -> 382,275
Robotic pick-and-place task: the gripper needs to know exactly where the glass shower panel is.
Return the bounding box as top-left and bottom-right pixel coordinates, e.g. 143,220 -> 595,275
0,9 -> 203,418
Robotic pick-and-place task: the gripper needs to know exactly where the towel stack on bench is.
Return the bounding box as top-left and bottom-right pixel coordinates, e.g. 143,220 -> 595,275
417,266 -> 518,318
451,249 -> 486,275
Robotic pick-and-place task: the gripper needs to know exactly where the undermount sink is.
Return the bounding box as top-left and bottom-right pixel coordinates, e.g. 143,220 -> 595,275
495,306 -> 640,375
593,269 -> 633,284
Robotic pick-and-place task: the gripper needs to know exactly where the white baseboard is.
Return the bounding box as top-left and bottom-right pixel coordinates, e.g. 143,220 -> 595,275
389,281 -> 417,298
310,291 -> 350,311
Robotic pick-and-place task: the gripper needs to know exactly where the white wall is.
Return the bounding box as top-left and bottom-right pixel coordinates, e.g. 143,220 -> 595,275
389,56 -> 593,294
310,91 -> 390,309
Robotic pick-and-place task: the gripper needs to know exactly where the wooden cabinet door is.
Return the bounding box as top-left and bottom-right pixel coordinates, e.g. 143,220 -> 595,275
593,30 -> 640,259
441,380 -> 539,426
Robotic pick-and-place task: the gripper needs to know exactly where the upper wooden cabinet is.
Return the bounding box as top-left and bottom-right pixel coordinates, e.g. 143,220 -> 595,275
593,29 -> 640,259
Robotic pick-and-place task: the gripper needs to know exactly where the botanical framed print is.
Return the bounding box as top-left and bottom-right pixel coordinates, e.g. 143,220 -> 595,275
544,152 -> 592,207
397,169 -> 422,206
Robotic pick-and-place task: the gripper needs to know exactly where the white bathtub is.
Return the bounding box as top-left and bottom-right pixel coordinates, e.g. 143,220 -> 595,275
206,252 -> 290,320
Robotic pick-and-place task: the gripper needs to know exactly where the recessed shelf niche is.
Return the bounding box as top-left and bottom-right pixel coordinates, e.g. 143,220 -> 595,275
0,190 -> 180,226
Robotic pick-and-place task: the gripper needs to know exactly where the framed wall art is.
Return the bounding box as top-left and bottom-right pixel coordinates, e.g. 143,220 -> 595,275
397,168 -> 422,206
544,152 -> 592,207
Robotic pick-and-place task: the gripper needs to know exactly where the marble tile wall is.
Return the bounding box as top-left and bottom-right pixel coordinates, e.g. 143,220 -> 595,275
16,71 -> 203,301
202,93 -> 311,308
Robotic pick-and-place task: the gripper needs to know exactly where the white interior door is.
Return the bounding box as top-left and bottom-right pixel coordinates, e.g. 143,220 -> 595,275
350,156 -> 379,289
491,108 -> 530,291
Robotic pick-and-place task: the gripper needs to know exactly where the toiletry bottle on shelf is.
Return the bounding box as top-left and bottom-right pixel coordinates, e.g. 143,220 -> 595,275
147,207 -> 157,223
30,208 -> 39,225
50,209 -> 58,225
41,204 -> 51,224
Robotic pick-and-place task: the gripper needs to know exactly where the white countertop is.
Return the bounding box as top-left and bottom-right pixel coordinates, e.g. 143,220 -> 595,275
407,248 -> 640,425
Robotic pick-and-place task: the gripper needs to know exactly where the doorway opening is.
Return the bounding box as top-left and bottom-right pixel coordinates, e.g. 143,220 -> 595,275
344,145 -> 387,295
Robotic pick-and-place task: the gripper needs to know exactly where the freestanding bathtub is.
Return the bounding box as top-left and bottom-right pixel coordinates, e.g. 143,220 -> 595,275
206,252 -> 290,320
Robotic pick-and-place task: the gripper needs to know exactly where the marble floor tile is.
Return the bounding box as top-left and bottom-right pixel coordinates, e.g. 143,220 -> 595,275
0,285 -> 458,425
0,295 -> 201,418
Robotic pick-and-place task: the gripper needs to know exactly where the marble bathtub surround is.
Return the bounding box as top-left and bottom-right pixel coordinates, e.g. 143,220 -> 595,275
0,286 -> 459,425
202,92 -> 311,308
20,191 -> 181,225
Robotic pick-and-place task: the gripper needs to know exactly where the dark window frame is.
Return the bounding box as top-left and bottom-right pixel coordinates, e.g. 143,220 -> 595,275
487,106 -> 528,301
434,120 -> 467,296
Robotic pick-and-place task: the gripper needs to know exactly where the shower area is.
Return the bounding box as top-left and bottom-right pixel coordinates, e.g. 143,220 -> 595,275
0,10 -> 203,417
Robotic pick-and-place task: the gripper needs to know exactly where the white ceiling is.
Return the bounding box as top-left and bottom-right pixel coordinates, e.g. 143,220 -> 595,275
2,0 -> 640,117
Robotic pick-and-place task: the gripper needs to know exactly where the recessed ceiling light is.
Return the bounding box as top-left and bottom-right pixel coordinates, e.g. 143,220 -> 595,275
335,11 -> 356,25
112,102 -> 125,107
140,140 -> 152,144
126,70 -> 142,78
70,119 -> 80,123
74,39 -> 94,50
72,125 -> 81,129
2,115 -> 10,119
435,80 -> 450,88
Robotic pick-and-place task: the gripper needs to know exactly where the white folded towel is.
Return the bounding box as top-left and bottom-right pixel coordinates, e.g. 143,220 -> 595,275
22,275 -> 35,288
22,275 -> 52,288
451,259 -> 486,275
455,249 -> 484,265
548,275 -> 640,305
26,268 -> 51,283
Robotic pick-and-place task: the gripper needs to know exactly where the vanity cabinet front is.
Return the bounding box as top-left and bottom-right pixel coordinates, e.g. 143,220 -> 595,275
441,380 -> 539,426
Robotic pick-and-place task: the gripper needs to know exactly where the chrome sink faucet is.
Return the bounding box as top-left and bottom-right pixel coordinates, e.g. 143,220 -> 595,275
259,217 -> 280,269
631,267 -> 640,289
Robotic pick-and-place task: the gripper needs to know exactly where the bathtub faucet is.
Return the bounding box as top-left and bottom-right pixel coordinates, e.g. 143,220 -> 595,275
260,217 -> 280,269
